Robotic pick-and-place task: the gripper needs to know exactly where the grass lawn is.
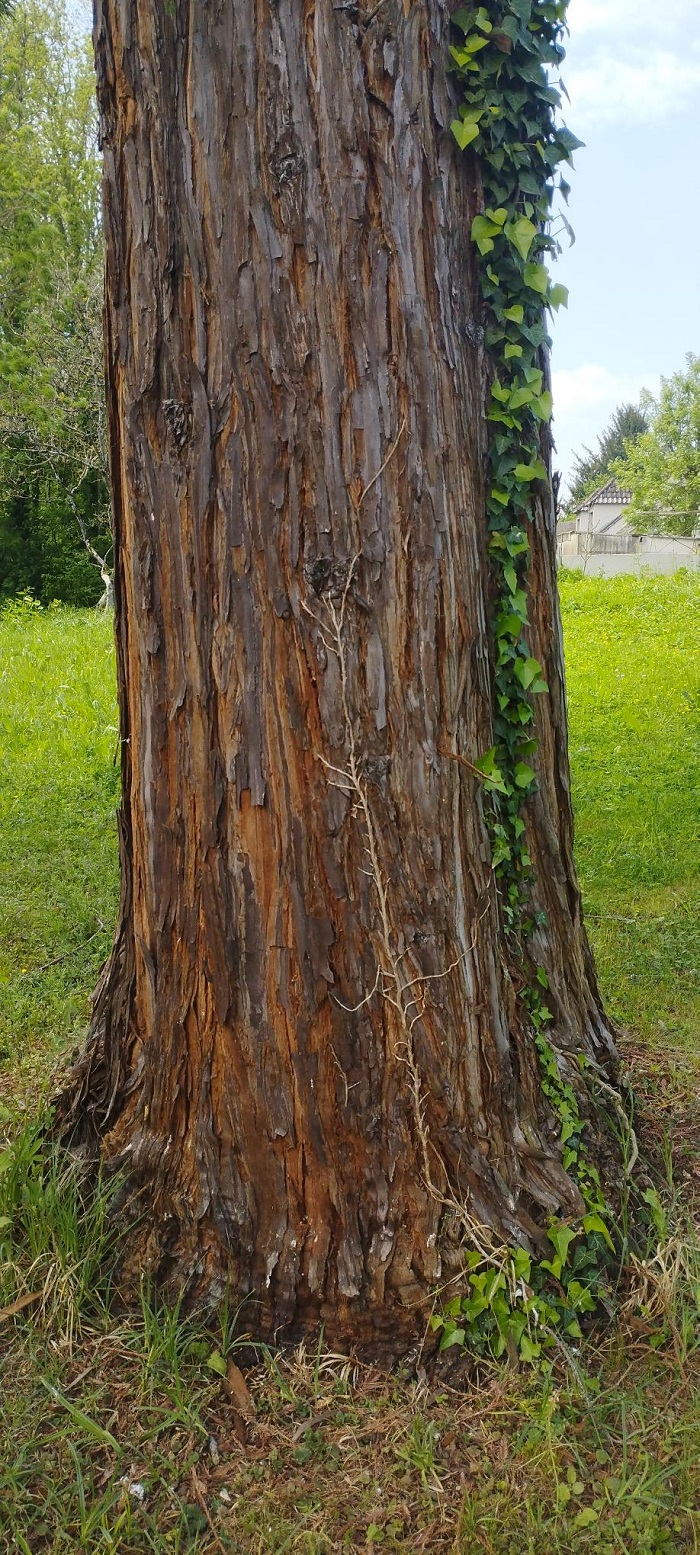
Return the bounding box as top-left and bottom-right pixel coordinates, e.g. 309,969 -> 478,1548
0,598 -> 119,1109
0,574 -> 698,1554
562,569 -> 700,1057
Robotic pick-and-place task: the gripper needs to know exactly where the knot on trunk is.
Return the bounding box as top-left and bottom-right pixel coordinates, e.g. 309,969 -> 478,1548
162,399 -> 192,450
305,557 -> 355,599
362,754 -> 391,786
271,130 -> 305,192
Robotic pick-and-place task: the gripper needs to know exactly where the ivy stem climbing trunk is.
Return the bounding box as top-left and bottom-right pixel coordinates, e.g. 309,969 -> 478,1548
59,0 -> 620,1352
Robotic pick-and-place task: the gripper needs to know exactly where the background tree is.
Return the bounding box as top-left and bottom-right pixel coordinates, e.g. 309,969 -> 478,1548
61,0 -> 622,1350
564,401 -> 648,509
0,0 -> 108,603
613,356 -> 700,537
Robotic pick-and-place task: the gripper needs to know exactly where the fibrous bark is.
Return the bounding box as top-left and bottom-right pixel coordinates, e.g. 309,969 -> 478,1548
61,0 -> 618,1349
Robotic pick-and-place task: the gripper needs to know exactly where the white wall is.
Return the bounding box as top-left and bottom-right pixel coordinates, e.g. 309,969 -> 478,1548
576,499 -> 629,533
559,537 -> 699,577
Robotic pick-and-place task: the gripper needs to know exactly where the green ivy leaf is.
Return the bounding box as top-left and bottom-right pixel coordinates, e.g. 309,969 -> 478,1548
514,459 -> 547,482
514,656 -> 543,689
485,775 -> 511,797
556,126 -> 585,158
509,386 -> 536,411
523,261 -> 549,295
496,612 -> 524,639
505,216 -> 537,260
450,6 -> 475,32
567,1281 -> 597,1313
547,1223 -> 577,1265
452,117 -> 481,150
530,391 -> 553,422
439,1326 -> 466,1351
560,1114 -> 578,1145
474,747 -> 508,795
519,1333 -> 541,1363
548,283 -> 569,310
474,746 -> 496,775
514,761 -> 536,788
512,1248 -> 532,1282
510,589 -> 529,620
582,1212 -> 615,1253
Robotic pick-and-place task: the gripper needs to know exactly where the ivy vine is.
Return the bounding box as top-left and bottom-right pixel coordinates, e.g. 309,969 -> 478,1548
432,971 -> 618,1366
449,0 -> 591,1083
449,0 -> 579,931
435,0 -> 624,1357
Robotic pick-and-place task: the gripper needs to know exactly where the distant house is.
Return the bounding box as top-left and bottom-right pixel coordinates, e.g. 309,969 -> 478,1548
557,477 -> 699,575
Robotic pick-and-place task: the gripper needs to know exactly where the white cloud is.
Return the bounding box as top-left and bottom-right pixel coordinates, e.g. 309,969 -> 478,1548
552,364 -> 657,490
567,52 -> 700,127
563,0 -> 700,128
567,0 -> 696,38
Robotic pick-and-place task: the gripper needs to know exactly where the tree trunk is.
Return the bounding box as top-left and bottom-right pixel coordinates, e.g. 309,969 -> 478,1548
62,0 -> 618,1350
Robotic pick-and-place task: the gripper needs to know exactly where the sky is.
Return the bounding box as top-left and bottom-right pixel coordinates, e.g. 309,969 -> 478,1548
551,0 -> 700,490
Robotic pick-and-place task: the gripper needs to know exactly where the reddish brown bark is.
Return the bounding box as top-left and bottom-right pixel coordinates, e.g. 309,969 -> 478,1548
62,0 -> 618,1349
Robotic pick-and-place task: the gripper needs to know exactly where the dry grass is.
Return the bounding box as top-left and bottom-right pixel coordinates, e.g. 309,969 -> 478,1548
1,1300 -> 699,1554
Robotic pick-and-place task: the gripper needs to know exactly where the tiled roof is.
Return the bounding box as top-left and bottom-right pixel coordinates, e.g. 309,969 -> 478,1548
574,476 -> 632,512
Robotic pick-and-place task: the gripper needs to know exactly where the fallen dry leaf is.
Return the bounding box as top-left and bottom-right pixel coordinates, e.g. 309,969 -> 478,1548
0,1291 -> 42,1323
225,1358 -> 254,1420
